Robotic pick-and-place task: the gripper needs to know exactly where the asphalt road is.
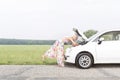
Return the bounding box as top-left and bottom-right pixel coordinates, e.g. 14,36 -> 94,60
0,64 -> 120,80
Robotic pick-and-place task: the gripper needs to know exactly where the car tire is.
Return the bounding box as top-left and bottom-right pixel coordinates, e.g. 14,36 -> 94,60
76,53 -> 93,69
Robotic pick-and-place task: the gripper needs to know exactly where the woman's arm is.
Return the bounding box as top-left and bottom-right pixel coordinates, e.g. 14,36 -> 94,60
68,37 -> 79,47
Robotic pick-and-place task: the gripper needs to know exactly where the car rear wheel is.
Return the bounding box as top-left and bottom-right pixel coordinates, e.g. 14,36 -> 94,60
76,53 -> 93,69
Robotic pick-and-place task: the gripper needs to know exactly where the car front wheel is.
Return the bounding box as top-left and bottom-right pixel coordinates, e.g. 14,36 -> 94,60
76,53 -> 93,69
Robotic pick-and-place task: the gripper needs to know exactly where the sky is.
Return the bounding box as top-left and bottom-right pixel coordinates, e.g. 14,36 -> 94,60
0,0 -> 120,40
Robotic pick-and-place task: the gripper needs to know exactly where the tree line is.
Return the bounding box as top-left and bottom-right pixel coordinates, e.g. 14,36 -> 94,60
0,39 -> 55,45
0,29 -> 97,45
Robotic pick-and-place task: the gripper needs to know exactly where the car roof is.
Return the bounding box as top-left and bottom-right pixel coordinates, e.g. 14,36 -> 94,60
99,29 -> 120,34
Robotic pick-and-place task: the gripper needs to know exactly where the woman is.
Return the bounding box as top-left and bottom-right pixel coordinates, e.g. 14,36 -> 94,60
42,28 -> 79,67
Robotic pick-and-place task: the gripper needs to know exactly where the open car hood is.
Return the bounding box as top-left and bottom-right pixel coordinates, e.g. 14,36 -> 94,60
74,28 -> 88,41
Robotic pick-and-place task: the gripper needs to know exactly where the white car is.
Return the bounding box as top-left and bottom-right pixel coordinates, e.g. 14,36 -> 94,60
65,29 -> 120,69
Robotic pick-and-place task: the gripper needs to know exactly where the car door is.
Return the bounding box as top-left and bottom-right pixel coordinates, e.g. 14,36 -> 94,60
96,31 -> 120,63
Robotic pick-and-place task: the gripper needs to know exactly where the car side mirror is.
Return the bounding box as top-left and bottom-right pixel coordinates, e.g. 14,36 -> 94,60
98,38 -> 104,44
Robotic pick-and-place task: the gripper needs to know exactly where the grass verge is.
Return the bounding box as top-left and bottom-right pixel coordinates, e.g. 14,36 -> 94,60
0,45 -> 70,65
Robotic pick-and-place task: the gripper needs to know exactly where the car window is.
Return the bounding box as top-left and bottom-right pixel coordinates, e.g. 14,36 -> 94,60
100,31 -> 120,41
115,33 -> 120,40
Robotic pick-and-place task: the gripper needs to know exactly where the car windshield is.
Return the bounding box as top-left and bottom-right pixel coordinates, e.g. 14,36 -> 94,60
76,30 -> 101,45
87,32 -> 99,41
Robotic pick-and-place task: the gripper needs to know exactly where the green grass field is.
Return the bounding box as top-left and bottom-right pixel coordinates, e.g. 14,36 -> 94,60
0,45 -> 58,65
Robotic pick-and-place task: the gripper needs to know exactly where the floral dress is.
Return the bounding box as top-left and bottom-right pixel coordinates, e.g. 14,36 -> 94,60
44,40 -> 65,67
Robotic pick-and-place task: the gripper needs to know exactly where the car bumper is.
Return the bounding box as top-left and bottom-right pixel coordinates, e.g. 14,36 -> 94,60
65,48 -> 76,64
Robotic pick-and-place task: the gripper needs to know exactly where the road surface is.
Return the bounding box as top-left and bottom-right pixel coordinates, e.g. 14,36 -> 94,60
0,64 -> 120,80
